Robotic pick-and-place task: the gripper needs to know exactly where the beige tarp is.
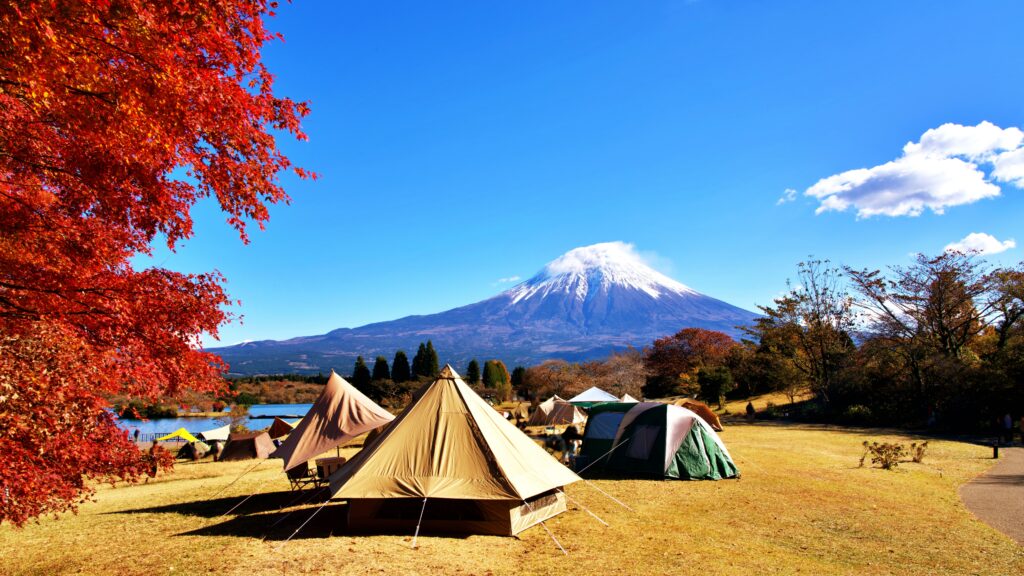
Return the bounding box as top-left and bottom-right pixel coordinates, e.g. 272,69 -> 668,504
330,365 -> 580,501
526,396 -> 586,427
271,371 -> 394,471
267,417 -> 297,439
156,428 -> 197,443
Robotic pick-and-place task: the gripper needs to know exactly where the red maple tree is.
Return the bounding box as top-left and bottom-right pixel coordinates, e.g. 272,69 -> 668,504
0,0 -> 311,525
644,327 -> 737,388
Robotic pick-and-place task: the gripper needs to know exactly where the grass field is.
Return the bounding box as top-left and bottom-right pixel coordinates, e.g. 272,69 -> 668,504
1,423 -> 1021,576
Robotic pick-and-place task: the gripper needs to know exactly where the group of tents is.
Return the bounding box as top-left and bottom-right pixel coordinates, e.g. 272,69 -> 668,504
163,366 -> 738,538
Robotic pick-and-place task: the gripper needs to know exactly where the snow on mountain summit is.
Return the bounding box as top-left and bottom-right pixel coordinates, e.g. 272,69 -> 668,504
506,241 -> 696,304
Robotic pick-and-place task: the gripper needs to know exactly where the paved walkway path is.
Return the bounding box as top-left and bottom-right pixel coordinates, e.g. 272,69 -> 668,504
960,446 -> 1024,545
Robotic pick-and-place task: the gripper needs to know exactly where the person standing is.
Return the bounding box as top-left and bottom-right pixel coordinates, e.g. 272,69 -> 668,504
1002,413 -> 1013,444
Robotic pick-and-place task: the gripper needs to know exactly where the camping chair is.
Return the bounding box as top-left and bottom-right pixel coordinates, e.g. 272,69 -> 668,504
286,463 -> 319,491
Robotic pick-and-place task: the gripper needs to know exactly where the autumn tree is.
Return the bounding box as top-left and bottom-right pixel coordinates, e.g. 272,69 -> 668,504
391,350 -> 411,383
0,1 -> 310,526
643,328 -> 736,398
372,356 -> 390,381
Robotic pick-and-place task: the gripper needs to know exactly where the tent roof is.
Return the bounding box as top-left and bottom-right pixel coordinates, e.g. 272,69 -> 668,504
330,365 -> 580,501
568,386 -> 619,403
197,424 -> 230,442
621,393 -> 639,402
267,417 -> 298,439
271,371 -> 395,471
156,428 -> 197,443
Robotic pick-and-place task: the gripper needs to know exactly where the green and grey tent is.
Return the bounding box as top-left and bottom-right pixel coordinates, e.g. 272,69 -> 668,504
577,402 -> 738,480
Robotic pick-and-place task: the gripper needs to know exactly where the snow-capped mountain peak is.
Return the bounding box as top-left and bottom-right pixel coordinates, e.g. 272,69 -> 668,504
506,241 -> 696,304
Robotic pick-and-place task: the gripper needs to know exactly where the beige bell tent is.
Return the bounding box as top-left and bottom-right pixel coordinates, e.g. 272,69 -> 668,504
329,365 -> 581,536
526,395 -> 586,427
271,370 -> 394,472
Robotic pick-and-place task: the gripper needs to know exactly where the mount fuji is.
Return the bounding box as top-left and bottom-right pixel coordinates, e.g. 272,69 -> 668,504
211,242 -> 758,375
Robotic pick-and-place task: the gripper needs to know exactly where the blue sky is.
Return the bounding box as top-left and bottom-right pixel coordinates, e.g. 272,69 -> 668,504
139,1 -> 1024,347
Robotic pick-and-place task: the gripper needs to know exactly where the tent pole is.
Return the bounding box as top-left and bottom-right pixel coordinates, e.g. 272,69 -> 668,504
275,499 -> 330,551
209,459 -> 264,500
521,499 -> 568,555
411,497 -> 428,549
558,489 -> 608,527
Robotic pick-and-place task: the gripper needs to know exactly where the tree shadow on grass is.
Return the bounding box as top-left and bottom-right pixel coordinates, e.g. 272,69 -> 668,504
107,488 -> 328,519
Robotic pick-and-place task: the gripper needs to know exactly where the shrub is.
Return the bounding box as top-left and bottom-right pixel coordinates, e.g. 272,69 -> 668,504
859,441 -> 905,470
909,441 -> 928,463
843,404 -> 873,424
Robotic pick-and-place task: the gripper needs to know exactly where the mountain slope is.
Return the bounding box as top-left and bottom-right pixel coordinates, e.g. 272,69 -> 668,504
212,242 -> 758,374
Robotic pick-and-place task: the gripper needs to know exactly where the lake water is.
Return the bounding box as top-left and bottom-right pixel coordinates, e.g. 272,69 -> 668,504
115,403 -> 313,438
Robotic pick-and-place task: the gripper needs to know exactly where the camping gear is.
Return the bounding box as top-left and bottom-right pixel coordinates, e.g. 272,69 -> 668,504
286,463 -> 322,491
329,365 -> 581,536
672,398 -> 724,431
219,431 -> 275,461
271,370 -> 395,472
176,440 -> 211,460
267,417 -> 297,439
526,395 -> 587,427
511,402 -> 530,422
197,424 -> 230,442
568,386 -> 619,407
156,428 -> 198,443
577,402 -> 738,480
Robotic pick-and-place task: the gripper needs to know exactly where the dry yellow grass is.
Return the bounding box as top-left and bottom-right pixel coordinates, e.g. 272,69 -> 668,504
1,424 -> 1021,576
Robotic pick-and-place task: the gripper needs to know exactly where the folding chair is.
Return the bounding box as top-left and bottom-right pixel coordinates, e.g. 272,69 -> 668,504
286,463 -> 318,490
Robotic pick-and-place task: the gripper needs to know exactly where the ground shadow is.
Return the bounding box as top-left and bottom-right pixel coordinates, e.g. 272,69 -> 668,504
108,488 -> 328,518
178,502 -> 472,542
966,472 -> 1024,486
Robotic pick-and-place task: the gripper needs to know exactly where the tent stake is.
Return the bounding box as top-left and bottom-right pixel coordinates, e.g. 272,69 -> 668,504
559,489 -> 608,527
275,499 -> 330,551
411,497 -> 428,549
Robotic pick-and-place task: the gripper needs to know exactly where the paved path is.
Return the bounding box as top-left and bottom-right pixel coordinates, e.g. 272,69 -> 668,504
960,446 -> 1024,545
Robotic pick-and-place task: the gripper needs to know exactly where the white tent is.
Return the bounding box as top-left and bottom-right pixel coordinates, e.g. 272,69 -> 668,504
621,393 -> 639,402
197,424 -> 230,442
568,386 -> 619,403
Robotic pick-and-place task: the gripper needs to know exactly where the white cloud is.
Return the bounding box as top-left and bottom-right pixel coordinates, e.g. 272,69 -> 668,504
944,232 -> 1016,255
776,188 -> 797,205
494,275 -> 521,284
805,121 -> 1024,218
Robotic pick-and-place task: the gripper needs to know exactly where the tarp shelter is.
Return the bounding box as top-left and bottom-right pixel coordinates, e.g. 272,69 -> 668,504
621,394 -> 639,402
526,396 -> 587,427
271,371 -> 394,472
511,403 -> 530,421
156,428 -> 197,443
673,399 -> 724,431
197,424 -> 230,442
578,402 -> 738,480
329,365 -> 581,536
568,386 -> 619,408
267,417 -> 297,439
219,431 -> 275,461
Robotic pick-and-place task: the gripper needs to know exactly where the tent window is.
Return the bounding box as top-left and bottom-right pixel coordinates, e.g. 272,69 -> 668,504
626,425 -> 660,460
586,412 -> 626,440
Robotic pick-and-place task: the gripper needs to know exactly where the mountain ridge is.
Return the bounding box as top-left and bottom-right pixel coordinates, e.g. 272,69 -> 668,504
211,242 -> 758,375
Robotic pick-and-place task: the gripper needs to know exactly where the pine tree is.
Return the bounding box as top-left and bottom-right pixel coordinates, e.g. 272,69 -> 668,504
412,342 -> 427,378
392,350 -> 411,383
466,359 -> 480,384
352,356 -> 371,391
511,366 -> 526,396
372,356 -> 390,381
425,340 -> 439,376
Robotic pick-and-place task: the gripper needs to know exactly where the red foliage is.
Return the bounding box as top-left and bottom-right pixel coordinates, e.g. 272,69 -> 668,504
0,1 -> 310,526
644,327 -> 737,380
